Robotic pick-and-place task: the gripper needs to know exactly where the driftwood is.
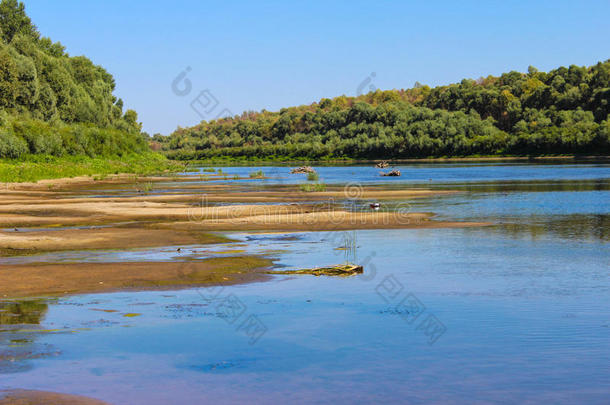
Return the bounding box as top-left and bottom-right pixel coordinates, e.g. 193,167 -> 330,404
375,161 -> 390,168
380,169 -> 401,177
290,166 -> 316,174
268,264 -> 363,277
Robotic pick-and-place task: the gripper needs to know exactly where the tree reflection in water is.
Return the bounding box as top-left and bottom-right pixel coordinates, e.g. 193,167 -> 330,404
0,300 -> 58,374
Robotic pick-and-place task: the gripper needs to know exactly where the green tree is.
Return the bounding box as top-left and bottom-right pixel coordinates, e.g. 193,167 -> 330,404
0,0 -> 39,43
0,46 -> 16,107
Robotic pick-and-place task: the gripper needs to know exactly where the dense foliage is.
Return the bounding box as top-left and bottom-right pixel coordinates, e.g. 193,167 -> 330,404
163,61 -> 610,159
0,0 -> 145,159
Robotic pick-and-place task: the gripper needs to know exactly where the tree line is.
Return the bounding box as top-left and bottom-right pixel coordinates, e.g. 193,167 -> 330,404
0,0 -> 146,159
161,61 -> 610,160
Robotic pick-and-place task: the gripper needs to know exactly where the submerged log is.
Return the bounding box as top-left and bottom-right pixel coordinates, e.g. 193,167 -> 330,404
290,166 -> 316,174
375,161 -> 390,168
380,169 -> 401,177
268,264 -> 363,277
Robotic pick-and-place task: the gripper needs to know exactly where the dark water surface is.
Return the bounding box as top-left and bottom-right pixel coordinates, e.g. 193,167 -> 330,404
1,162 -> 609,404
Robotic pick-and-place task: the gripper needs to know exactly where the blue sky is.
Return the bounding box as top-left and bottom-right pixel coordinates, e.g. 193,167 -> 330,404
24,0 -> 610,135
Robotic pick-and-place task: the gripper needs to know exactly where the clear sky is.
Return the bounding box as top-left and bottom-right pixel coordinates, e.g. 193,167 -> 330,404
23,0 -> 610,135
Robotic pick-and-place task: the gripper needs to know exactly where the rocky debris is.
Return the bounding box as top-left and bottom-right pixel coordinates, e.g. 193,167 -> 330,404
268,264 -> 363,277
290,166 -> 316,174
380,169 -> 401,177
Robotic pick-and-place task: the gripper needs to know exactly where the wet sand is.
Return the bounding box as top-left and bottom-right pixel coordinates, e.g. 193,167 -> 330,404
0,390 -> 110,405
0,188 -> 456,205
0,256 -> 273,298
0,175 -> 489,298
160,211 -> 487,232
0,182 -> 473,230
0,228 -> 231,254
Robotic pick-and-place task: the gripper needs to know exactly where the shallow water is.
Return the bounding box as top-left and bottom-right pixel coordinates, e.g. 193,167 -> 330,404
185,161 -> 610,185
1,162 -> 609,404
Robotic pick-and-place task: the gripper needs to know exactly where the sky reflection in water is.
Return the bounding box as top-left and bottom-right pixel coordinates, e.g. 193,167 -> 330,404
1,162 -> 609,405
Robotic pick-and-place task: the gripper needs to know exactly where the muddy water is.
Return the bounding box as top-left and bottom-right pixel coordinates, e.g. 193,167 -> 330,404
1,162 -> 609,404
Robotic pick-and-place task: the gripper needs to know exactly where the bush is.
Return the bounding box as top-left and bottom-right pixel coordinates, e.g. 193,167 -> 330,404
0,130 -> 28,158
300,182 -> 326,192
13,119 -> 63,155
307,171 -> 319,181
0,116 -> 149,159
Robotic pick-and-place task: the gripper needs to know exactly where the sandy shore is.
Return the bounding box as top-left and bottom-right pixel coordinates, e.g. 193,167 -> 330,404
0,174 -> 489,298
0,178 -> 489,250
0,256 -> 273,298
0,227 -> 231,254
0,181 -> 468,230
160,211 -> 487,232
0,390 -> 110,405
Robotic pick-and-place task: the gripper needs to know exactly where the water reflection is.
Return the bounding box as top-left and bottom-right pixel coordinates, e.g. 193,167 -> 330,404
0,301 -> 48,325
423,178 -> 610,192
492,214 -> 609,242
0,300 -> 57,374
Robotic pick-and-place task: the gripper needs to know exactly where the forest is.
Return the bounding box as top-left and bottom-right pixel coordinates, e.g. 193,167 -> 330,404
162,61 -> 610,160
0,0 -> 147,159
1,0 -> 608,163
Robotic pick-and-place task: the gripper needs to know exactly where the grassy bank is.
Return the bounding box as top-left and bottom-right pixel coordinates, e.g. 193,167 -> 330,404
0,152 -> 182,183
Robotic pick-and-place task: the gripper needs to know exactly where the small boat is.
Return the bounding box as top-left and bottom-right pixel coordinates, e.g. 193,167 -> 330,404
370,203 -> 380,210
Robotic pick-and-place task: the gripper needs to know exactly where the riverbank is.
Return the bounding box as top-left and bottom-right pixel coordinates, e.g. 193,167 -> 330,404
0,173 -> 489,298
0,178 -> 482,231
2,154 -> 607,184
0,153 -> 183,183
0,256 -> 273,299
0,390 -> 111,405
170,155 -> 610,165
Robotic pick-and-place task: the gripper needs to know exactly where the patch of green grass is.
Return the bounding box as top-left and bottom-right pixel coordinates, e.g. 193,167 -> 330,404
307,171 -> 319,181
0,153 -> 182,183
299,182 -> 326,192
249,170 -> 264,178
201,167 -> 216,173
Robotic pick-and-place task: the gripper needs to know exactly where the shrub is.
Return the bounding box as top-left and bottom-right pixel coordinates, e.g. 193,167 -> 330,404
300,182 -> 326,192
0,130 -> 28,158
307,171 -> 319,181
